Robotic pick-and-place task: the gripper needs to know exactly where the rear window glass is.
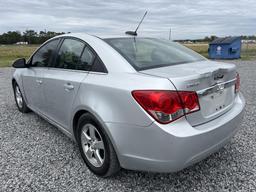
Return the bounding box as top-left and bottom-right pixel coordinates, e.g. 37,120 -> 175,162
104,38 -> 205,71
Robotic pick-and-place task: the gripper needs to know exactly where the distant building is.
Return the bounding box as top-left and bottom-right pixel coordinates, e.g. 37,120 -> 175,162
16,42 -> 28,45
208,36 -> 241,59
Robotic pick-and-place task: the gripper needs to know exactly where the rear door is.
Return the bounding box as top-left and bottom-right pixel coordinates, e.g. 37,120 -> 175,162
22,38 -> 60,114
43,38 -> 96,129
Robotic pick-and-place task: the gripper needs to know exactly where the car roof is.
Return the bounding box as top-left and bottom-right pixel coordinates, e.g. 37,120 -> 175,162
54,33 -> 138,39
54,33 -> 152,40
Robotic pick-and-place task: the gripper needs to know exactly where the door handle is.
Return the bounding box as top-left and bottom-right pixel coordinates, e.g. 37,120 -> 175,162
36,79 -> 43,84
64,83 -> 74,91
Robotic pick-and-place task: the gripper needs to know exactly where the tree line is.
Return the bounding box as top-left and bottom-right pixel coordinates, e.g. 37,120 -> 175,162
0,30 -> 255,44
0,30 -> 66,44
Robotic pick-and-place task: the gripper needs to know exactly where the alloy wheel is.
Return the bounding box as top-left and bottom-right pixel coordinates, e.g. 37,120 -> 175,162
81,123 -> 105,167
15,85 -> 23,109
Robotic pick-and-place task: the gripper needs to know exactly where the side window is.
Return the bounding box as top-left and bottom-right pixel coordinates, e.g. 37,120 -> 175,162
31,39 -> 59,67
91,56 -> 107,73
55,39 -> 85,69
77,47 -> 96,71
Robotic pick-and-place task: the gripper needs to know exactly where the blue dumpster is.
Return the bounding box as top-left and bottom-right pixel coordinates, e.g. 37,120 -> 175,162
208,36 -> 241,59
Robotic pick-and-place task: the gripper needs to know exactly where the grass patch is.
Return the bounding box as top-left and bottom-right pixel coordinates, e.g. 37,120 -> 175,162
0,43 -> 255,68
240,43 -> 256,60
183,43 -> 209,58
0,45 -> 38,67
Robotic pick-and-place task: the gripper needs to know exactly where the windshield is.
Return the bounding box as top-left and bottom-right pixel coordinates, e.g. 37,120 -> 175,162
104,38 -> 206,71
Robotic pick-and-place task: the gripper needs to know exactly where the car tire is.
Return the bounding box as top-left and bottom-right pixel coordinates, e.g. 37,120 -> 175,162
13,82 -> 30,113
76,113 -> 120,177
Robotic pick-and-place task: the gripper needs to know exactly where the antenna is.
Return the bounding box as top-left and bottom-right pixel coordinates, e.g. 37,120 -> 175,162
125,11 -> 148,36
169,27 -> 172,40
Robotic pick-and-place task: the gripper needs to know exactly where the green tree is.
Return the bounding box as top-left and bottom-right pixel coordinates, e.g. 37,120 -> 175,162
23,30 -> 38,44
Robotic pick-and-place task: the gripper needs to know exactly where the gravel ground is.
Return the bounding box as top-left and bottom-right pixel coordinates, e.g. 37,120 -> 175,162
0,60 -> 256,192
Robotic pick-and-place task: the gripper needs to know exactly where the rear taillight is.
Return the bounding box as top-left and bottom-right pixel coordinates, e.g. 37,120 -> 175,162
132,90 -> 200,124
235,72 -> 240,93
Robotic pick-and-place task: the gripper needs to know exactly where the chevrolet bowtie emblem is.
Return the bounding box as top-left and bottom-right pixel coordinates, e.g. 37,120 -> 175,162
214,72 -> 224,80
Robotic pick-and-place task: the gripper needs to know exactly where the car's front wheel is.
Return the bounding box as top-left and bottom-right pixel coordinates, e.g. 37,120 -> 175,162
13,82 -> 30,113
77,113 -> 120,177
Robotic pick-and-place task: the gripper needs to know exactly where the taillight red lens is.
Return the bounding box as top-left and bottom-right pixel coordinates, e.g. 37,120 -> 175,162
178,91 -> 200,114
235,72 -> 240,93
132,90 -> 200,124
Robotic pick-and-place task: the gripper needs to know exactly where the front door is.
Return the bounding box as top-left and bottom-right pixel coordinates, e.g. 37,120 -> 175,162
22,38 -> 60,114
22,67 -> 45,113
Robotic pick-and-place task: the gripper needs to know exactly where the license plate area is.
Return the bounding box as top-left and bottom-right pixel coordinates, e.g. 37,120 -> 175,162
197,80 -> 236,118
200,86 -> 235,117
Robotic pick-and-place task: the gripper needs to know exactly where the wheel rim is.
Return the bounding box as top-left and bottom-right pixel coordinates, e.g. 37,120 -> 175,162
81,123 -> 105,167
15,86 -> 23,109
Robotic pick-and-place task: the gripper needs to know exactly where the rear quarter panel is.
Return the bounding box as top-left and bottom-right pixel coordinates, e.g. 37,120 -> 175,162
71,72 -> 176,127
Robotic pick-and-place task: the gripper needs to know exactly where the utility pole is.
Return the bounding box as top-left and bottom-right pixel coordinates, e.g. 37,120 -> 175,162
169,28 -> 172,40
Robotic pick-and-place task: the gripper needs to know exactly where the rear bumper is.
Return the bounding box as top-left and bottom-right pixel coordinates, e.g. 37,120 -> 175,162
106,92 -> 245,172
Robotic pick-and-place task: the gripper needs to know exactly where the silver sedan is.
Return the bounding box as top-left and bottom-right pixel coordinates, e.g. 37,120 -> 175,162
12,33 -> 245,177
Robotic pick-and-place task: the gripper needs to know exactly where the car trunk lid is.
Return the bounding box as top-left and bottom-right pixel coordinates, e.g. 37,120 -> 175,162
140,60 -> 237,126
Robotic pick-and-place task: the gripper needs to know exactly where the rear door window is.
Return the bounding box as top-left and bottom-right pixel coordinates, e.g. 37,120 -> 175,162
77,46 -> 96,71
91,56 -> 107,73
55,38 -> 85,70
78,46 -> 107,73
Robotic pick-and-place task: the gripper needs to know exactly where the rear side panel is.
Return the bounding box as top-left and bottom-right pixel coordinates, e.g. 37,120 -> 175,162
72,72 -> 176,127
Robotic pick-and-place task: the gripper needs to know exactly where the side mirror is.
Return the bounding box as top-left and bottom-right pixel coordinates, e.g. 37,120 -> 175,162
12,58 -> 28,68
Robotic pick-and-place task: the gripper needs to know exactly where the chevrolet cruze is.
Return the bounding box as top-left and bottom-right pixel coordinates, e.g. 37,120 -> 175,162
12,33 -> 245,177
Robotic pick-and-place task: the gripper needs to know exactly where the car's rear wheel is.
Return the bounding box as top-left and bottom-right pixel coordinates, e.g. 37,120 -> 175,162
77,113 -> 120,177
13,82 -> 30,113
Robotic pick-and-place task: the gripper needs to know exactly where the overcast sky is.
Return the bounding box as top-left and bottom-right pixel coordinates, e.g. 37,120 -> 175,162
1,0 -> 255,39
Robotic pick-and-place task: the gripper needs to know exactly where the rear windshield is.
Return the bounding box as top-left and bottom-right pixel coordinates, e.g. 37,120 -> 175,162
104,38 -> 206,71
